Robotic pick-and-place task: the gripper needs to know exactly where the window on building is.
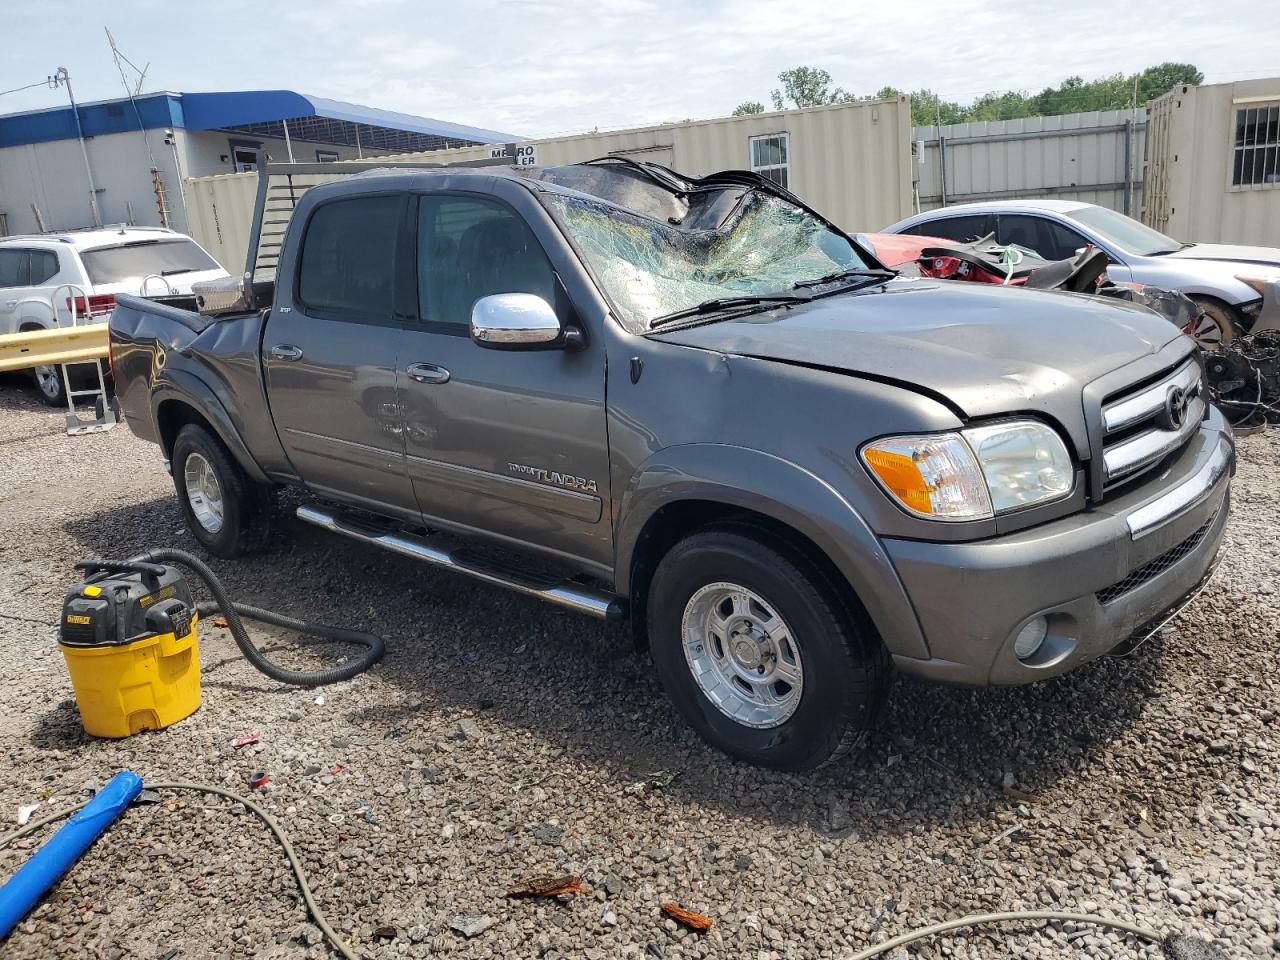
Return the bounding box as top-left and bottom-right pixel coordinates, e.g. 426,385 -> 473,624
750,134 -> 790,189
230,142 -> 261,173
297,195 -> 403,320
416,195 -> 556,329
316,149 -> 339,163
1233,104 -> 1280,187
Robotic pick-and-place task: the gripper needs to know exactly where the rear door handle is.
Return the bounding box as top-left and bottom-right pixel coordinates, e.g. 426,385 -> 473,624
270,344 -> 303,361
406,362 -> 450,384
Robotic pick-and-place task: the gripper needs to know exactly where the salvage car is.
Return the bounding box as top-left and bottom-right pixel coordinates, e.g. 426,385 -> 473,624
884,200 -> 1280,348
0,227 -> 227,405
109,159 -> 1234,770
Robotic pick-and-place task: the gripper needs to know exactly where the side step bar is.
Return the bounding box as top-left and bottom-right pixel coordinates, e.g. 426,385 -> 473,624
295,505 -> 627,621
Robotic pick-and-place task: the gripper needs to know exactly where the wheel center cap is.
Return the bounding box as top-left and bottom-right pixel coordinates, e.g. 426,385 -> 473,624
731,632 -> 762,668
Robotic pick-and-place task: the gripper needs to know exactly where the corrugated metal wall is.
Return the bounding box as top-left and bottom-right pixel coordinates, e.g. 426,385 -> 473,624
1142,78 -> 1280,245
182,98 -> 914,272
913,110 -> 1146,217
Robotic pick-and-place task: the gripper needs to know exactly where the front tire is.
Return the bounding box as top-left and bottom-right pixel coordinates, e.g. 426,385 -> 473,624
172,424 -> 277,558
31,365 -> 67,407
1188,298 -> 1242,351
647,524 -> 891,771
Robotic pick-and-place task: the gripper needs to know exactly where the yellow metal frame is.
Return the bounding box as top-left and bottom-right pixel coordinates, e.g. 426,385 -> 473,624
0,323 -> 109,373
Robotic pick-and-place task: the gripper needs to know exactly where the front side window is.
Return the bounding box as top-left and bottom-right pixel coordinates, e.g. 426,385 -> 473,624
995,215 -> 1087,261
79,239 -> 220,287
1233,104 -> 1280,187
545,190 -> 865,331
416,195 -> 556,328
297,195 -> 402,319
749,134 -> 790,189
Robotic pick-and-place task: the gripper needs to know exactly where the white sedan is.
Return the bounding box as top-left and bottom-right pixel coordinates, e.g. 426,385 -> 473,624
884,199 -> 1280,347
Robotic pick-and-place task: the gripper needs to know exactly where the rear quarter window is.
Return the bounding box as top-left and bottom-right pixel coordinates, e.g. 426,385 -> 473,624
902,214 -> 993,243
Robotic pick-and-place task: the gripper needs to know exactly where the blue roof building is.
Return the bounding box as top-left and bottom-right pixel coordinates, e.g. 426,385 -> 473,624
0,89 -> 520,236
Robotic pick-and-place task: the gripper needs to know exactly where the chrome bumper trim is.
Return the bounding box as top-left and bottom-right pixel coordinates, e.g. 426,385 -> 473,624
1126,437 -> 1232,540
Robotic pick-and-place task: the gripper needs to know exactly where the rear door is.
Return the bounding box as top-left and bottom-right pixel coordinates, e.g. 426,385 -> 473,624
397,187 -> 613,568
263,191 -> 420,518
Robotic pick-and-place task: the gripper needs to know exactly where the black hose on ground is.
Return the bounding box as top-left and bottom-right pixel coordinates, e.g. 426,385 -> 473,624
135,547 -> 385,687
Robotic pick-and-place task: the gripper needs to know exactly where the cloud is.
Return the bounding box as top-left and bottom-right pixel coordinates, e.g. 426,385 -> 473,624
2,0 -> 1276,138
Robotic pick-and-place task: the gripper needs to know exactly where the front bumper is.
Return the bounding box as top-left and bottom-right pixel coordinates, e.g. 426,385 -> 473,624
885,405 -> 1234,686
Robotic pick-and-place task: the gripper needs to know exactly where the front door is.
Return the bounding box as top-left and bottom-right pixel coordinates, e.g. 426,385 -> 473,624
397,191 -> 612,568
264,191 -> 419,518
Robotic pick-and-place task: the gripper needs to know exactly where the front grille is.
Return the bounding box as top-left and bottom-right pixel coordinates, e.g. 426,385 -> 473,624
1096,507 -> 1219,604
1098,359 -> 1204,494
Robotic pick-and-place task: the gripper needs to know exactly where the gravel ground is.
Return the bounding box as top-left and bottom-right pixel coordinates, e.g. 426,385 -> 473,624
0,372 -> 1277,960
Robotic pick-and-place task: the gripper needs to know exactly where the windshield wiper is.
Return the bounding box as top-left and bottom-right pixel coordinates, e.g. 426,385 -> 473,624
649,294 -> 809,329
792,267 -> 897,289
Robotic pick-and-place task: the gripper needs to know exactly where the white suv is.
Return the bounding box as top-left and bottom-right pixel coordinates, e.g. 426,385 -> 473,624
0,227 -> 228,404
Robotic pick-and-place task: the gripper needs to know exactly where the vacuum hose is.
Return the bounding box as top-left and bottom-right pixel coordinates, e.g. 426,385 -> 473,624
135,548 -> 384,687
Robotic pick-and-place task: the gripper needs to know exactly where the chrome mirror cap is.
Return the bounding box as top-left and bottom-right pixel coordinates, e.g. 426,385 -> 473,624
471,293 -> 561,347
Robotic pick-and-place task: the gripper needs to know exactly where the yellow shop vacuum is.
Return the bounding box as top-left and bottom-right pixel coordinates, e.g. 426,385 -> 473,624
59,559 -> 202,738
57,549 -> 386,739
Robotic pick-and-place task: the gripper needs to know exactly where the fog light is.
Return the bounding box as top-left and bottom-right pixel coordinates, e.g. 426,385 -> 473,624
1014,617 -> 1048,661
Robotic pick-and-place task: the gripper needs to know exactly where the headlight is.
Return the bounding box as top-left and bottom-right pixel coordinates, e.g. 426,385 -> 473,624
862,420 -> 1073,521
963,420 -> 1074,513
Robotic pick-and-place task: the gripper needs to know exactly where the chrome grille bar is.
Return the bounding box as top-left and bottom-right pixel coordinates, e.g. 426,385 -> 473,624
1102,360 -> 1200,433
1103,395 -> 1205,481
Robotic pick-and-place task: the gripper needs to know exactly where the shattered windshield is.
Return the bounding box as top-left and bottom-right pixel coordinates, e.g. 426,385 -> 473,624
544,191 -> 867,330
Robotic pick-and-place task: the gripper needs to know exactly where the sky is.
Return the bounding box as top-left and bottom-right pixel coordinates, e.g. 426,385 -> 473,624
3,0 -> 1278,139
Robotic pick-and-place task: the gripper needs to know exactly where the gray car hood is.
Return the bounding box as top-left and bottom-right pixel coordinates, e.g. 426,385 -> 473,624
1159,242 -> 1280,269
653,278 -> 1185,425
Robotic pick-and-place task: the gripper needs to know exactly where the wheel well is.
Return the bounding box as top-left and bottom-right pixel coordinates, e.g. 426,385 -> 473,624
156,400 -> 216,460
626,500 -> 864,649
18,322 -> 47,332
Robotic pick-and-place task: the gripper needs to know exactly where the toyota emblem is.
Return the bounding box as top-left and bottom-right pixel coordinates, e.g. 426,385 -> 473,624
1163,385 -> 1189,430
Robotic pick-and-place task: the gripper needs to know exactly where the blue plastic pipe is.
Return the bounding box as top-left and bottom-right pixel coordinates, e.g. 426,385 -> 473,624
0,770 -> 142,940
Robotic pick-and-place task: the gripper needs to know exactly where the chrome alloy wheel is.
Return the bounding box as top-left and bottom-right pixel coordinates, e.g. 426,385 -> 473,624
184,452 -> 225,533
33,366 -> 61,400
681,582 -> 804,728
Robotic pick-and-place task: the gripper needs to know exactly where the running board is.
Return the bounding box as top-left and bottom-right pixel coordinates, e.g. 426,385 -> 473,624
295,505 -> 626,621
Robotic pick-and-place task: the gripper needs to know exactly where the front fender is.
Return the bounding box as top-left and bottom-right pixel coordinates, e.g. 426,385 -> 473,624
615,443 -> 929,660
152,369 -> 270,483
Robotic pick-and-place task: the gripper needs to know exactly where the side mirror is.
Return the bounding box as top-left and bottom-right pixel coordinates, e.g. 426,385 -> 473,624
470,293 -> 584,351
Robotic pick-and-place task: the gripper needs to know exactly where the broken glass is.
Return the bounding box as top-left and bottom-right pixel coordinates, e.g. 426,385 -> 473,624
545,191 -> 866,331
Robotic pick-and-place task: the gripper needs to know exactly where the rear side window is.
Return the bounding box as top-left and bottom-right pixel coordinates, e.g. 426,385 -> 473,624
30,250 -> 59,285
0,249 -> 26,287
416,195 -> 556,328
298,195 -> 403,319
79,239 -> 219,286
902,214 -> 992,243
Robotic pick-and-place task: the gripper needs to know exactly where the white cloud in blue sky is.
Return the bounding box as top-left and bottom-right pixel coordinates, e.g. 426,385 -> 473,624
3,0 -> 1276,137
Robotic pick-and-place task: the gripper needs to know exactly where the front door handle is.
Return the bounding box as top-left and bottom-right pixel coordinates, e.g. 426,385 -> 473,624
406,362 -> 450,384
270,344 -> 303,361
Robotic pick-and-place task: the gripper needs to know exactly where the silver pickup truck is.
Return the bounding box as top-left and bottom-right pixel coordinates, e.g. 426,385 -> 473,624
108,158 -> 1233,770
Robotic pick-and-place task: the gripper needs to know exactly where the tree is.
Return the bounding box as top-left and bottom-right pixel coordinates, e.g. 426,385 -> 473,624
732,101 -> 765,116
1136,62 -> 1203,104
967,90 -> 1036,122
906,89 -> 968,127
770,66 -> 852,110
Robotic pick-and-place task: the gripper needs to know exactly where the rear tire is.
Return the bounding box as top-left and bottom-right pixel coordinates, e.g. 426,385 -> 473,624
647,523 -> 891,771
1188,298 -> 1242,351
172,424 -> 278,558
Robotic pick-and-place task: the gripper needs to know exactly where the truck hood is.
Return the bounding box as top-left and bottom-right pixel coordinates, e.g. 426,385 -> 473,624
1159,243 -> 1280,270
652,278 -> 1185,424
